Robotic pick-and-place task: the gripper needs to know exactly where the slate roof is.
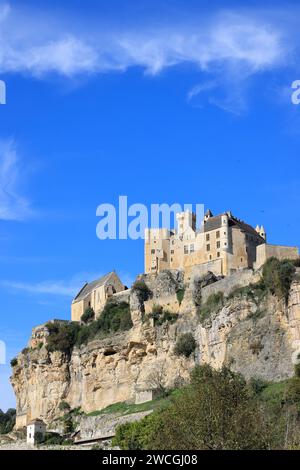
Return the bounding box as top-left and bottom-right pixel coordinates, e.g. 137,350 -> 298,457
73,272 -> 115,302
204,212 -> 264,239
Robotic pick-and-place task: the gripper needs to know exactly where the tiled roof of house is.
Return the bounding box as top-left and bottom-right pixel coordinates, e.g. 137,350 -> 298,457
73,272 -> 115,302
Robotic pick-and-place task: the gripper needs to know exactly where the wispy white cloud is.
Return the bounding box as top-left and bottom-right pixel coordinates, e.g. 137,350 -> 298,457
0,271 -> 101,297
0,270 -> 135,297
0,4 -> 289,78
0,3 -> 298,114
0,138 -> 32,221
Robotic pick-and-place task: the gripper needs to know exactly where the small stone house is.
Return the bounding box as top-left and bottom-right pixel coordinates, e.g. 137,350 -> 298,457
27,419 -> 46,445
71,271 -> 125,322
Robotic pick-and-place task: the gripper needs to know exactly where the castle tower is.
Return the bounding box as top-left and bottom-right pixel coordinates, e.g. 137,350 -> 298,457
176,211 -> 196,236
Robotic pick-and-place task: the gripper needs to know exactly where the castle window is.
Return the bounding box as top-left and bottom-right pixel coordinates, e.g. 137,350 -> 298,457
190,244 -> 194,253
206,234 -> 210,241
171,250 -> 174,254
216,231 -> 220,238
216,241 -> 220,248
206,244 -> 210,252
151,249 -> 155,254
184,245 -> 188,254
217,252 -> 220,257
209,255 -> 212,260
171,257 -> 173,262
224,242 -> 227,246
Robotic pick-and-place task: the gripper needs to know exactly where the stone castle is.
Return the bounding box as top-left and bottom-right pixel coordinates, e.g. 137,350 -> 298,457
70,208 -> 299,322
145,209 -> 298,277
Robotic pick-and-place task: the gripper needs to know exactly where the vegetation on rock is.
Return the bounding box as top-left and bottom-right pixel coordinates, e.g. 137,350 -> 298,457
0,409 -> 16,434
10,357 -> 17,367
174,333 -> 196,358
45,301 -> 133,351
81,307 -> 95,324
262,257 -> 296,303
198,292 -> 224,323
149,304 -> 178,326
132,280 -> 152,301
176,288 -> 185,305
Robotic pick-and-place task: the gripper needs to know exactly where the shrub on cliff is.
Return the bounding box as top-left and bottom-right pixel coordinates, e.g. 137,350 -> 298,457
59,401 -> 71,412
176,288 -> 185,305
174,333 -> 196,358
46,321 -> 80,354
198,291 -> 224,323
76,301 -> 132,345
81,307 -> 95,324
132,280 -> 152,301
262,257 -> 295,303
10,357 -> 17,367
149,305 -> 178,326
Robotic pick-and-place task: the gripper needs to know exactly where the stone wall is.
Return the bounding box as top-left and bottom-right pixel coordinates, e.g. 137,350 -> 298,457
201,269 -> 261,303
254,244 -> 299,270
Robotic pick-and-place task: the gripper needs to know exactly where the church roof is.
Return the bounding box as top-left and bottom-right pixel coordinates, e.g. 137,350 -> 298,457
73,272 -> 116,303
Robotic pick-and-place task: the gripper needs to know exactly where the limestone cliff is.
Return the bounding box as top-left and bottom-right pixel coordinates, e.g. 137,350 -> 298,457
11,268 -> 300,428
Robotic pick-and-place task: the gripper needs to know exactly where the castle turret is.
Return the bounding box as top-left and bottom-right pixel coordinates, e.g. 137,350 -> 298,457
204,209 -> 213,223
260,225 -> 266,241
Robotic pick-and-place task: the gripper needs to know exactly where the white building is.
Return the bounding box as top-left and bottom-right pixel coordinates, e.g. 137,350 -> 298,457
27,419 -> 46,445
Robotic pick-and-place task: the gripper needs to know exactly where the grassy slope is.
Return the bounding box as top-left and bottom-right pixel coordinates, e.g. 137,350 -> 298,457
86,388 -> 183,417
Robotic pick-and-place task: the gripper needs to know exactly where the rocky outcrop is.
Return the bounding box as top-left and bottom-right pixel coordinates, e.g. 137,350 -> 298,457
11,269 -> 300,428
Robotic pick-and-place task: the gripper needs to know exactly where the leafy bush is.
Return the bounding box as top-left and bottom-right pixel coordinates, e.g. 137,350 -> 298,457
43,432 -> 65,445
174,333 -> 196,358
59,401 -> 71,412
10,357 -> 17,367
132,280 -> 152,301
248,377 -> 268,396
63,416 -> 75,434
113,365 -> 273,450
76,301 -> 132,346
227,282 -> 266,305
112,413 -> 158,450
262,257 -> 296,303
176,288 -> 185,305
292,258 -> 300,267
81,307 -> 95,324
198,291 -> 224,323
0,408 -> 16,434
46,321 -> 80,355
149,305 -> 178,326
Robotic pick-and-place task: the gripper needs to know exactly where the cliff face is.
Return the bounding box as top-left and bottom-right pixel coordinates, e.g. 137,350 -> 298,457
11,269 -> 300,427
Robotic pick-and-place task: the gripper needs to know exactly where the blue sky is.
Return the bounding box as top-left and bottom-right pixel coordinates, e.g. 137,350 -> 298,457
0,0 -> 300,410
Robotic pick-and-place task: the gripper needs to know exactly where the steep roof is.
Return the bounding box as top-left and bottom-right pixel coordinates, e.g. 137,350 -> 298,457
204,212 -> 265,240
73,272 -> 116,303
